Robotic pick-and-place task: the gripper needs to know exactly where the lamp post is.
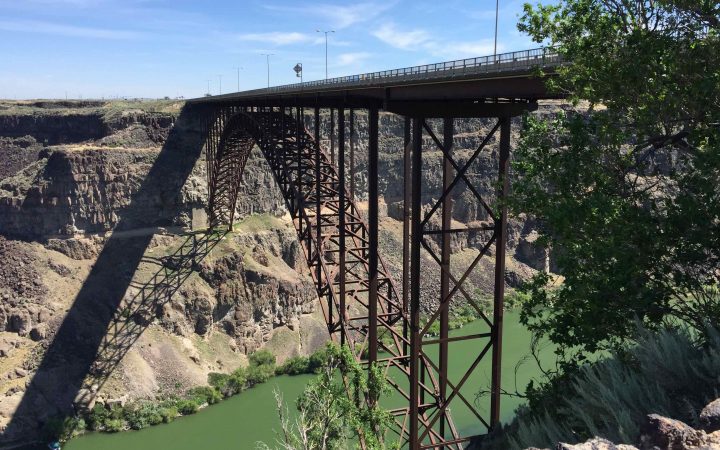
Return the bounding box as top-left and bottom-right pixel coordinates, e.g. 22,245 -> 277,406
316,30 -> 335,79
494,0 -> 499,61
234,66 -> 243,92
217,74 -> 222,95
261,53 -> 274,88
206,79 -> 211,96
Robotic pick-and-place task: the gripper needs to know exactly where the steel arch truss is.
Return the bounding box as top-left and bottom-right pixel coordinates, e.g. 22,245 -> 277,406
201,104 -> 514,450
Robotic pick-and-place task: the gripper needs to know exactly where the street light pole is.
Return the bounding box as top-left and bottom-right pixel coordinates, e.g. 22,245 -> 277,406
234,66 -> 243,92
206,79 -> 211,95
494,0 -> 499,61
217,74 -> 222,95
261,53 -> 274,88
316,30 -> 335,79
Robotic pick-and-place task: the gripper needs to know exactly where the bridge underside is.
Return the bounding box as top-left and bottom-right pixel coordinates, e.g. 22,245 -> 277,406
199,96 -> 528,449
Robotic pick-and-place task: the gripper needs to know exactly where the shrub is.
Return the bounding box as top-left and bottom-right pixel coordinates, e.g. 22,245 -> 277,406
308,347 -> 330,373
225,367 -> 248,395
159,406 -> 178,423
249,349 -> 276,368
86,404 -> 109,431
103,418 -> 125,433
124,403 -> 165,430
507,326 -> 720,449
188,386 -> 222,405
276,355 -> 310,375
40,416 -> 84,441
208,372 -> 230,390
247,363 -> 274,386
177,399 -> 199,415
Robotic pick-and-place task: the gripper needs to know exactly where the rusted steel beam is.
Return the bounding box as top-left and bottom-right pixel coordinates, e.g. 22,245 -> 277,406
368,107 -> 379,365
296,105 -> 303,237
409,116 -> 423,450
330,108 -> 335,167
490,116 -> 511,428
338,107 -> 346,346
439,117 -> 453,440
349,108 -> 355,199
315,107 -> 323,315
403,117 -> 411,364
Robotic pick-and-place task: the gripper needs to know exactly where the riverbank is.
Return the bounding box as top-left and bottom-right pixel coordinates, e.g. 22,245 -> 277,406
60,311 -> 553,449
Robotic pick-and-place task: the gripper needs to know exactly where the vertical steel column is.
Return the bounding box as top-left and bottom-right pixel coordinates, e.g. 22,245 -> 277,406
315,107 -> 323,295
337,107 -> 346,345
402,117 -> 411,362
368,107 -> 379,364
296,105 -> 303,238
490,116 -> 511,428
439,117 -> 454,440
349,108 -> 355,199
330,108 -> 336,167
409,117 -> 423,450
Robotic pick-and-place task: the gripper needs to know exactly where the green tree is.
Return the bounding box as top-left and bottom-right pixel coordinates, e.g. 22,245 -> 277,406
261,343 -> 394,450
513,0 -> 720,366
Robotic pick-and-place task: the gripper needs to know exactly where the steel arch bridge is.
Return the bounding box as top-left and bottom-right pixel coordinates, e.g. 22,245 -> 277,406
192,46 -> 563,449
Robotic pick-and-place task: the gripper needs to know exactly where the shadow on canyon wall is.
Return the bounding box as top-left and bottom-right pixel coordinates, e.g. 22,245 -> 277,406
2,104 -> 211,443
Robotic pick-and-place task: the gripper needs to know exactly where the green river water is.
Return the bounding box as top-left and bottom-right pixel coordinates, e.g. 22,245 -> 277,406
59,310 -> 551,449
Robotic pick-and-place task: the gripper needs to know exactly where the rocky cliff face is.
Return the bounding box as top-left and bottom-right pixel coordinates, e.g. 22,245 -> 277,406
0,101 -> 325,440
0,99 -> 557,440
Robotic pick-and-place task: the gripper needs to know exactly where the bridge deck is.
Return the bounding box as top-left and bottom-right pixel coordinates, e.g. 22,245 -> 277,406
189,47 -> 563,115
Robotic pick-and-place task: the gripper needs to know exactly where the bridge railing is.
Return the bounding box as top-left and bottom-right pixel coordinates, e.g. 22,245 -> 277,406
232,47 -> 561,97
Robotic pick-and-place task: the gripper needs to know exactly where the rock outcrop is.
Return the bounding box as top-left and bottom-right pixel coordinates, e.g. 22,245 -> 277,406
530,399 -> 720,450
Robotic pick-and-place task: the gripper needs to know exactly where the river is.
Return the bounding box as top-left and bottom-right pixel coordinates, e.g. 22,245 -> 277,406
62,310 -> 551,449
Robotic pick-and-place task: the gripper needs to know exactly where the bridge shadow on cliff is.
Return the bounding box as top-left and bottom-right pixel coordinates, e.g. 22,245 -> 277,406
2,104 -> 213,444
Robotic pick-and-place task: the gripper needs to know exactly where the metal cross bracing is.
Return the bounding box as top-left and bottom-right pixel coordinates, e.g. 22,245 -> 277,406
200,99 -> 527,449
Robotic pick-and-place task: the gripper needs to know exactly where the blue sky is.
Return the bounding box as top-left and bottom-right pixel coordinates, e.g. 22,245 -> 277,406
0,0 -> 542,99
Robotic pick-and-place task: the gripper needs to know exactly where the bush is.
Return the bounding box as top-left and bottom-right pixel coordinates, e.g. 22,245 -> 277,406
507,326 -> 720,449
41,416 -> 84,441
159,406 -> 178,423
86,404 -> 109,431
247,363 -> 275,386
249,349 -> 276,368
208,372 -> 230,390
124,402 -> 167,430
276,355 -> 310,375
188,386 -> 222,405
308,346 -> 331,373
104,418 -> 124,433
177,399 -> 199,415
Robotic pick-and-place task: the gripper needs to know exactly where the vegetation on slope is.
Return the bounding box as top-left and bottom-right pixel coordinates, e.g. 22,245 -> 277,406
501,0 -> 720,447
262,343 -> 394,450
513,0 -> 720,365
506,325 -> 720,448
42,346 -> 330,442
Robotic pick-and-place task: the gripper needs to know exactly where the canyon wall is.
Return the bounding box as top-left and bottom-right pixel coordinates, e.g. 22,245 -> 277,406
0,99 -> 554,440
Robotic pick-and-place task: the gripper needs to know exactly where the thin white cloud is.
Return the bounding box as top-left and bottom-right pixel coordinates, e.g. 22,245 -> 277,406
235,31 -> 313,46
336,52 -> 372,66
0,19 -> 143,39
372,22 -> 504,61
372,23 -> 431,50
425,40 -> 500,60
263,2 -> 395,29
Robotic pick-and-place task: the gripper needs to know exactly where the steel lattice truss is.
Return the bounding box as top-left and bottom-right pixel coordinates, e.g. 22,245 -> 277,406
202,104 -> 514,449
